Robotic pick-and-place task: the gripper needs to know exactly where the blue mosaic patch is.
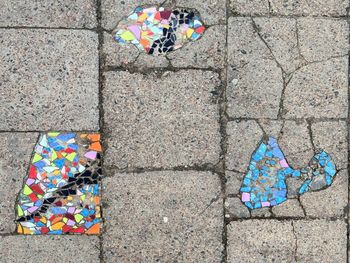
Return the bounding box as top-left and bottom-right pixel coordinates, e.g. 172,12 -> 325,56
240,137 -> 337,209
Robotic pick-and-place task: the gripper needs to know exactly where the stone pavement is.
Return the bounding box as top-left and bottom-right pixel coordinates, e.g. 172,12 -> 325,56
0,0 -> 349,262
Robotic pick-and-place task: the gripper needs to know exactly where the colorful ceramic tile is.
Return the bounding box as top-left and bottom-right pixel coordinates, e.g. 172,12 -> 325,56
16,132 -> 102,235
240,137 -> 337,209
113,6 -> 205,55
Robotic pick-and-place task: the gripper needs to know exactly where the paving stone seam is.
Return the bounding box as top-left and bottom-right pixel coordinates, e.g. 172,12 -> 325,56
230,14 -> 350,19
226,117 -> 348,122
100,52 -> 348,74
346,14 -> 350,263
0,130 -> 105,133
0,117 -> 346,134
0,26 -> 99,30
102,65 -> 223,73
227,3 -> 350,18
228,217 -> 347,222
103,165 -> 219,175
95,0 -> 105,262
220,1 -> 230,261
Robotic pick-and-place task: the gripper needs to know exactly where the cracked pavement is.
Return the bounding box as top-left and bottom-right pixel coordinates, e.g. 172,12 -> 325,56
0,0 -> 349,262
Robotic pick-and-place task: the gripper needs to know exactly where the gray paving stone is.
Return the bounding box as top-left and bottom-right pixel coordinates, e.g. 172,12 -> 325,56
312,121 -> 348,170
136,53 -> 170,69
0,0 -> 97,28
270,0 -> 349,16
259,119 -> 284,139
227,17 -> 283,118
250,208 -> 272,218
283,57 -> 348,118
103,70 -> 221,169
226,120 -> 263,172
293,219 -> 347,262
176,0 -> 226,25
0,133 -> 38,234
225,197 -> 250,219
230,0 -> 269,15
0,29 -> 99,131
300,170 -> 348,218
253,17 -> 304,74
227,220 -> 295,262
167,25 -> 226,69
226,171 -> 243,195
298,18 -> 349,62
0,236 -> 100,263
279,120 -> 313,169
102,171 -> 223,262
101,0 -> 165,30
272,199 -> 305,218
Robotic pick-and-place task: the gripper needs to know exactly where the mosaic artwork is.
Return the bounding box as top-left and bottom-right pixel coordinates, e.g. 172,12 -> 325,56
113,6 -> 205,55
16,132 -> 102,235
240,137 -> 337,209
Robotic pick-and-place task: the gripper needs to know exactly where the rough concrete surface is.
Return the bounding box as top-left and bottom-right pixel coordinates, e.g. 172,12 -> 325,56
0,29 -> 99,131
0,236 -> 100,263
103,171 -> 223,262
103,70 -> 221,169
0,0 -> 97,28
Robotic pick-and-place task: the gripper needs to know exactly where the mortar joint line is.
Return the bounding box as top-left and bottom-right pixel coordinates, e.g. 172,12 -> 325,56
95,0 -> 105,262
346,8 -> 350,263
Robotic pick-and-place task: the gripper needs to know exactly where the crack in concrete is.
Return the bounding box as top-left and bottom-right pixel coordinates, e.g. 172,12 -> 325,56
283,54 -> 348,87
198,194 -> 222,216
250,18 -> 288,120
251,17 -> 286,75
306,119 -> 316,153
291,221 -> 299,262
255,119 -> 267,136
278,120 -> 286,140
267,0 -> 272,14
294,19 -> 308,65
297,196 -> 307,217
